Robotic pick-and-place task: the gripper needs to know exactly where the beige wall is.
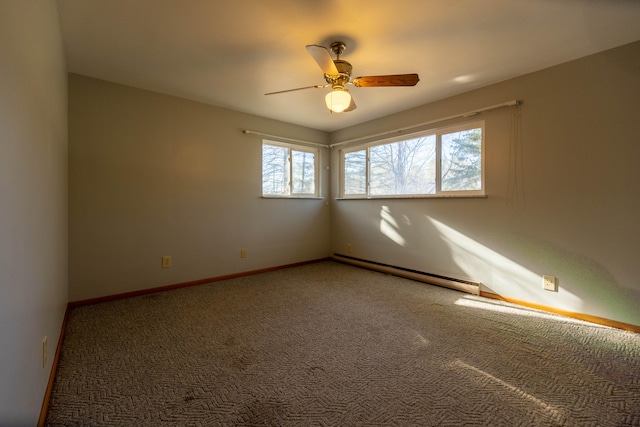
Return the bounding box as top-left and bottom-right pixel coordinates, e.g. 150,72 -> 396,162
1,6 -> 636,423
0,1 -> 68,424
330,41 -> 640,326
68,74 -> 331,301
69,42 -> 640,326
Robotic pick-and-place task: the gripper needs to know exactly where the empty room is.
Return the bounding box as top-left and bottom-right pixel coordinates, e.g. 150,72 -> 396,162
1,1 -> 640,425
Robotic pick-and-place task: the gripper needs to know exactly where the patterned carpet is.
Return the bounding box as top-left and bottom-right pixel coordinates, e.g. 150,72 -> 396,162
46,261 -> 640,426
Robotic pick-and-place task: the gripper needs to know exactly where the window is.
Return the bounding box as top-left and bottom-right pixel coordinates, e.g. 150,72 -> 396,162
262,140 -> 319,197
340,121 -> 484,198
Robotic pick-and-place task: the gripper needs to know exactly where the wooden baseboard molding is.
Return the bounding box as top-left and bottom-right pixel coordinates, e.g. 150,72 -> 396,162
38,303 -> 70,427
69,258 -> 331,308
480,291 -> 640,334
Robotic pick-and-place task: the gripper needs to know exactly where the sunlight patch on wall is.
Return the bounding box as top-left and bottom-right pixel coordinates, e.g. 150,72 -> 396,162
426,216 -> 582,309
380,206 -> 406,246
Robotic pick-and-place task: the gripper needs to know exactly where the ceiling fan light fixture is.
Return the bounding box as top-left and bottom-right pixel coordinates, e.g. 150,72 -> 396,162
325,87 -> 351,113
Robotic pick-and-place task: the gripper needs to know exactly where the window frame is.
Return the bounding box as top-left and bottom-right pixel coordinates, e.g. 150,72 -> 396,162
262,139 -> 320,198
339,120 -> 485,199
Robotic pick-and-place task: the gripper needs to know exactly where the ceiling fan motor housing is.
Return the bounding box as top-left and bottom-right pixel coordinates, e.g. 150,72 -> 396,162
325,59 -> 352,87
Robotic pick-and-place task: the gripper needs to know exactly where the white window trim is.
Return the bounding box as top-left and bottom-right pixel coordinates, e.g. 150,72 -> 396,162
262,139 -> 320,198
339,120 -> 485,199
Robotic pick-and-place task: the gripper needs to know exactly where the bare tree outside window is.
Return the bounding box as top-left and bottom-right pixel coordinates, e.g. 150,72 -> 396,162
344,150 -> 367,195
340,122 -> 483,198
370,136 -> 436,195
291,150 -> 315,194
262,144 -> 289,195
262,142 -> 318,197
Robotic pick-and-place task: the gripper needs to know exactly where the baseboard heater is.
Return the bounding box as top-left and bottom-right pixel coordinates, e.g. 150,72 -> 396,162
332,254 -> 480,296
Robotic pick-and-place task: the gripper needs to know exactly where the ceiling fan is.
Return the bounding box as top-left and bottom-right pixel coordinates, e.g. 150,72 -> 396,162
266,41 -> 420,113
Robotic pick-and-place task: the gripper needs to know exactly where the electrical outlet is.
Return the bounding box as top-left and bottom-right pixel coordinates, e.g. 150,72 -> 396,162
346,243 -> 352,254
543,275 -> 557,292
42,336 -> 47,368
162,256 -> 172,268
240,248 -> 247,258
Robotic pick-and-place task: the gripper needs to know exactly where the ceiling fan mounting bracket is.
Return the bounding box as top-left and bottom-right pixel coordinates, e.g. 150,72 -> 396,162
330,41 -> 346,59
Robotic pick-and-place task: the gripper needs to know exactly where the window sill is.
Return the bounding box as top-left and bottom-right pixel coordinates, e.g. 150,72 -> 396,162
261,196 -> 324,200
336,194 -> 487,200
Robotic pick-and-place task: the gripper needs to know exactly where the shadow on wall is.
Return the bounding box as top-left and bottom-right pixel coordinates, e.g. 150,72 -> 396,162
375,205 -> 639,325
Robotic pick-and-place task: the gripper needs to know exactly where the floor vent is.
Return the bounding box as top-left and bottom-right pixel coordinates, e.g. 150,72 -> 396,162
332,254 -> 480,295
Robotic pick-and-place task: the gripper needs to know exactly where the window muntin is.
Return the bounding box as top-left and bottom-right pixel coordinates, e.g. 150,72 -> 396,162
340,121 -> 484,198
262,141 -> 318,197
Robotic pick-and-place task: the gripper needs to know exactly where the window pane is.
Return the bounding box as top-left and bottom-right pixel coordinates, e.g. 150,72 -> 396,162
369,136 -> 436,195
291,150 -> 315,194
344,150 -> 367,195
441,128 -> 482,191
262,144 -> 289,195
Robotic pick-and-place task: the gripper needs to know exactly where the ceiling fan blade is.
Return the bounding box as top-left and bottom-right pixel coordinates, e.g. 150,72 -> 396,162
352,73 -> 420,87
345,96 -> 357,112
305,45 -> 339,76
265,84 -> 325,95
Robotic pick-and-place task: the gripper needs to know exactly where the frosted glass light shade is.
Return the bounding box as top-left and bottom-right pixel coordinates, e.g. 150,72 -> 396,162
325,88 -> 351,113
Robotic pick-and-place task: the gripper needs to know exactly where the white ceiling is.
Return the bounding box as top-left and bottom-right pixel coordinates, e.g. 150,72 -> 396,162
56,0 -> 640,132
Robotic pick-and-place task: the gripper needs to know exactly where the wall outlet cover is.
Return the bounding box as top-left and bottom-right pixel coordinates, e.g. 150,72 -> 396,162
543,275 -> 557,292
162,256 -> 172,268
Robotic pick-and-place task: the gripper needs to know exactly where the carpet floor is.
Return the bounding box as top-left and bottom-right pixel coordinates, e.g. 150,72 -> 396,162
46,261 -> 640,426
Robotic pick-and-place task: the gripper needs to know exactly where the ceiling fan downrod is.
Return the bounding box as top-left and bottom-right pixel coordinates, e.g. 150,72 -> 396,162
330,41 -> 346,60
326,41 -> 352,88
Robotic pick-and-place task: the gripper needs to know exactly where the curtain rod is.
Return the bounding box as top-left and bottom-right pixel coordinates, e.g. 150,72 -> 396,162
242,129 -> 328,148
329,100 -> 520,148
